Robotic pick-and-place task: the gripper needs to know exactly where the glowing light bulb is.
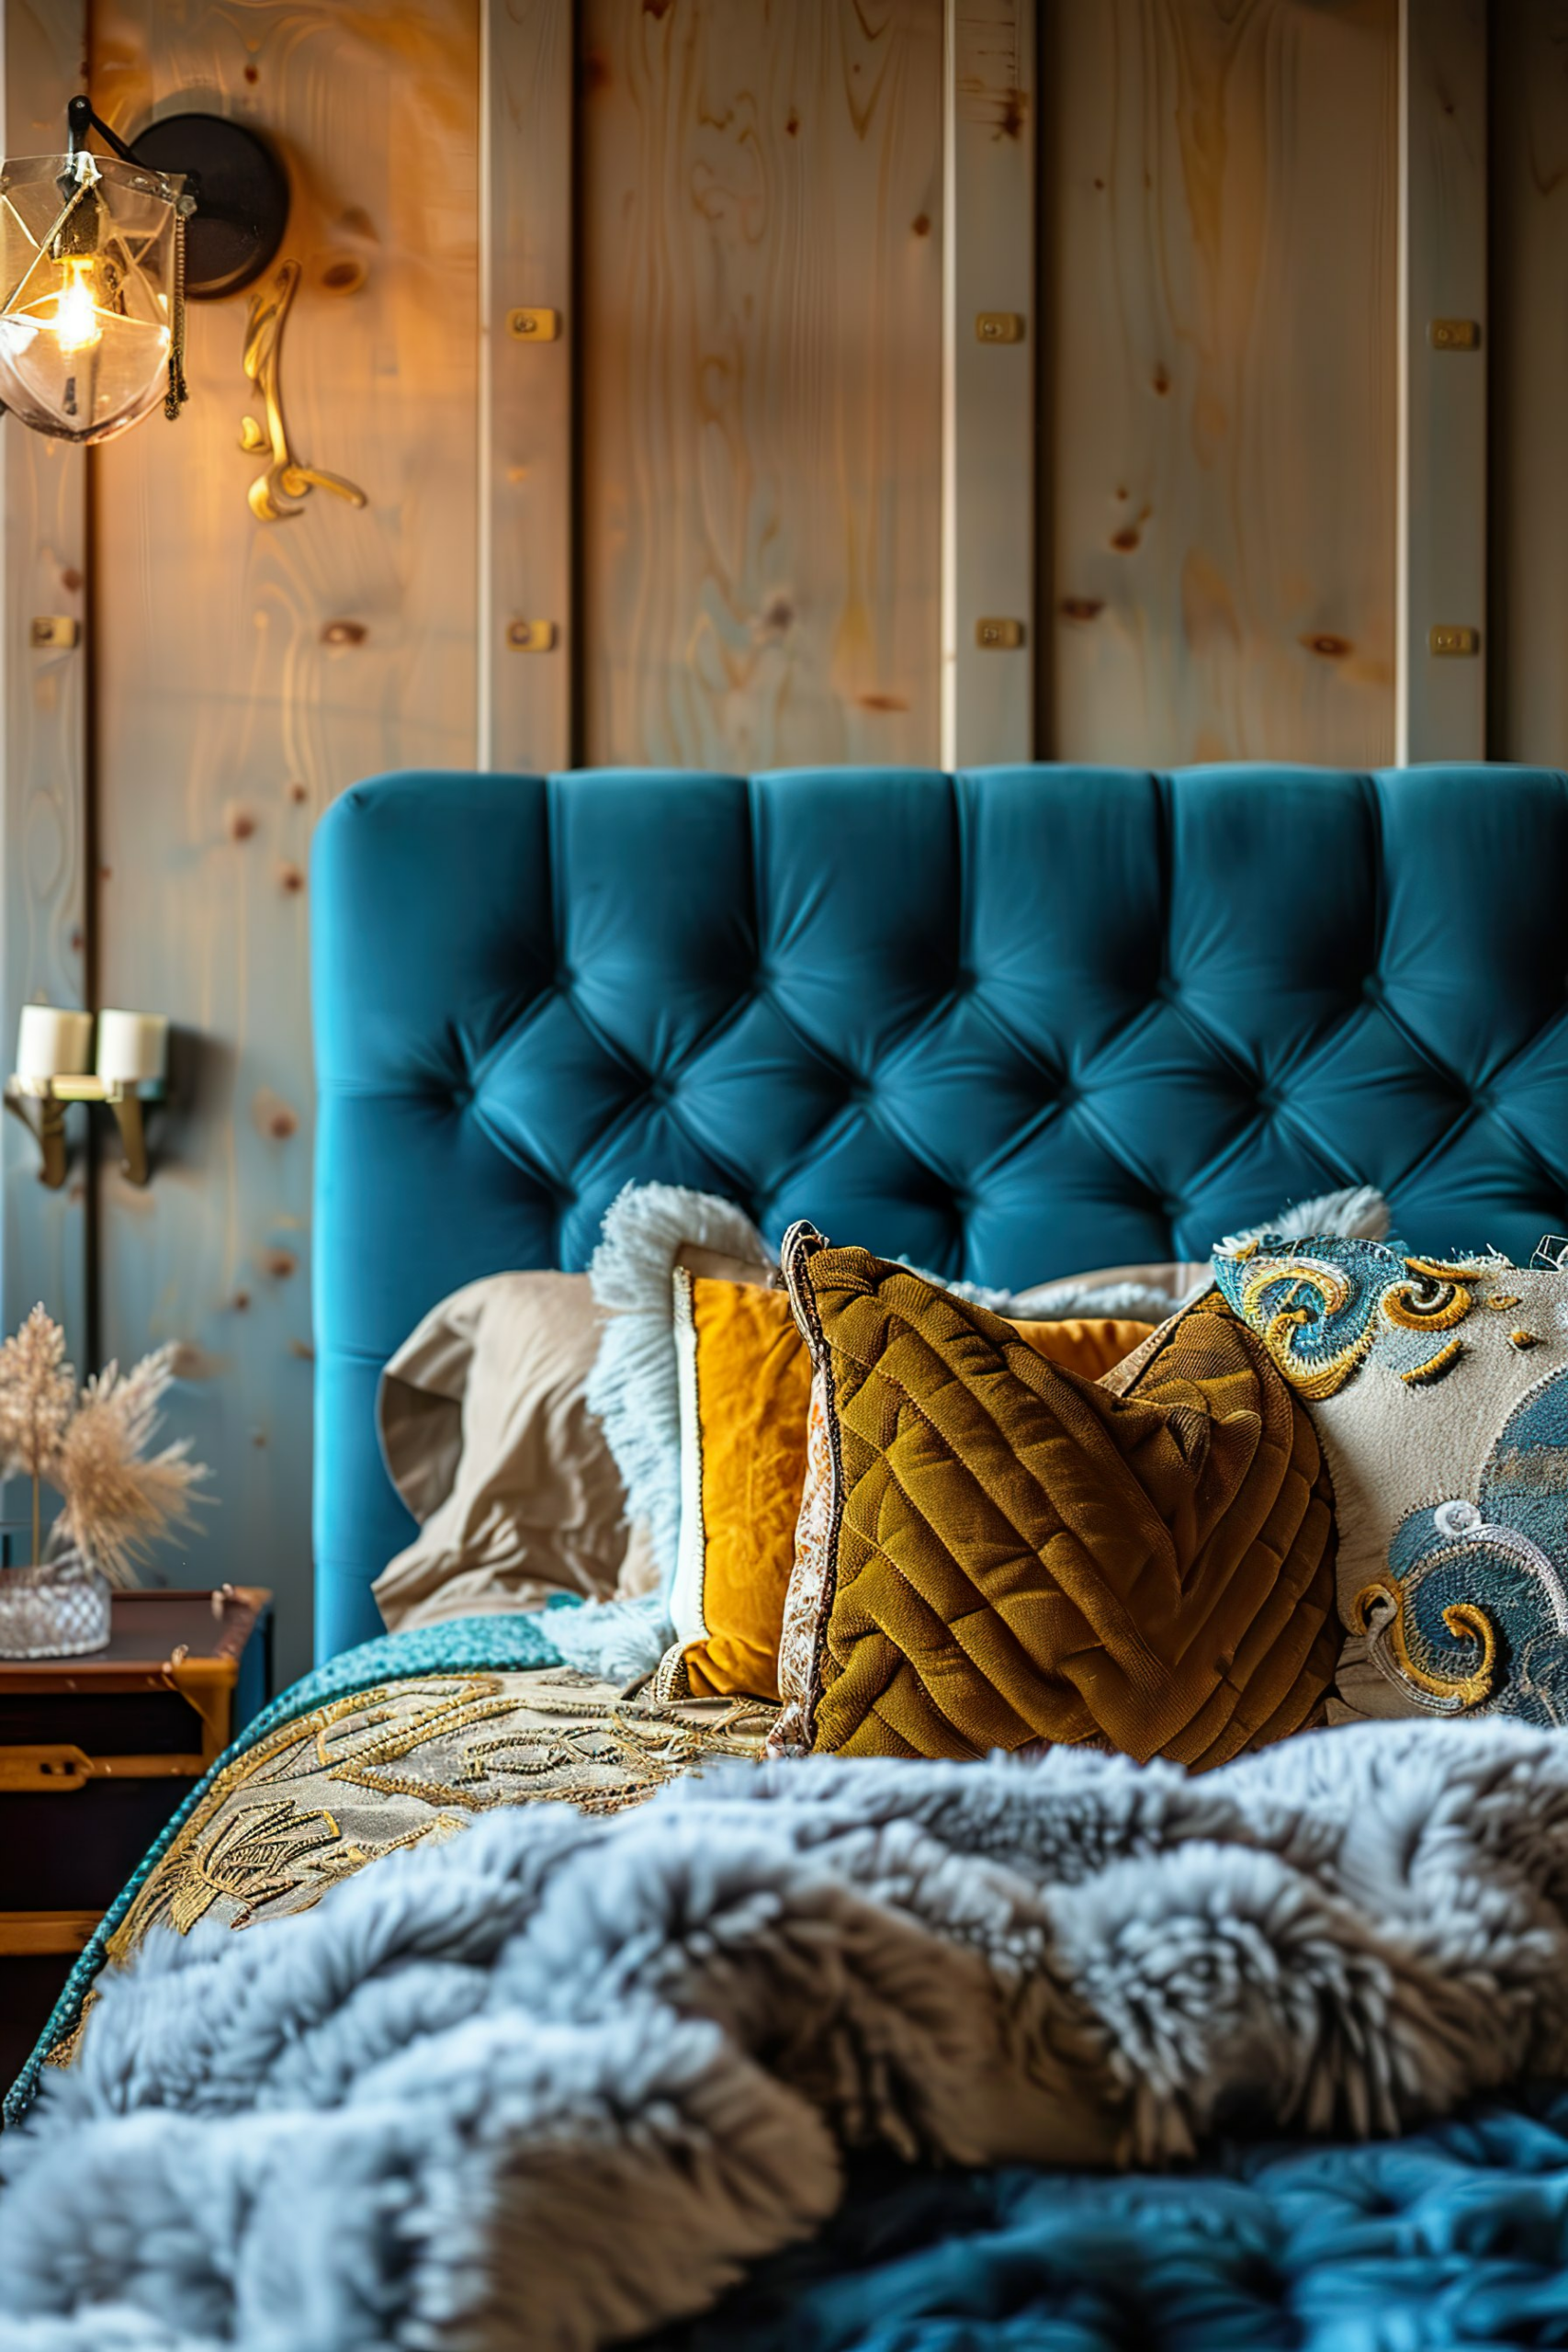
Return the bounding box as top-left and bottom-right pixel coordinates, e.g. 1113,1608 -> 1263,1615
48,257 -> 102,355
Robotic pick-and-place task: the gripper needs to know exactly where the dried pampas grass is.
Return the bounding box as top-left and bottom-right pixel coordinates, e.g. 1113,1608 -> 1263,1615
0,1301 -> 74,1473
56,1349 -> 205,1586
0,1306 -> 209,1581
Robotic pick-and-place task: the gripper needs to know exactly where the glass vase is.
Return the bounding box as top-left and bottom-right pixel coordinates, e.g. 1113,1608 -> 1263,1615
0,1538 -> 110,1658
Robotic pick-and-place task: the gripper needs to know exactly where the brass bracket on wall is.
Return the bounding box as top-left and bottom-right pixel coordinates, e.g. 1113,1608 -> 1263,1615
4,1083 -> 66,1188
239,258 -> 368,524
4,1076 -> 165,1188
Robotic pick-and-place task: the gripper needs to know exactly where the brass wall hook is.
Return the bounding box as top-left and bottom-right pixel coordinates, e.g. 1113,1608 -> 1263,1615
239,257 -> 367,524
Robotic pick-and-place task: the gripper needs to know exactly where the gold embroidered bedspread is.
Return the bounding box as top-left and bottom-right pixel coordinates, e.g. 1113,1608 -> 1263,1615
104,1666 -> 775,1971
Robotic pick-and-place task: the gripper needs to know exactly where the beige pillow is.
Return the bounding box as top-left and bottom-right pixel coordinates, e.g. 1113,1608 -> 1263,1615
374,1272 -> 648,1632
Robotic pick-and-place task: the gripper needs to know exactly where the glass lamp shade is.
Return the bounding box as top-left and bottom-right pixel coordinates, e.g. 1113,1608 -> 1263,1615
0,151 -> 186,445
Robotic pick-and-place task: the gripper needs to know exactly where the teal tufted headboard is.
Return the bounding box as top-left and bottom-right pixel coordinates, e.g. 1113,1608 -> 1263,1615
311,763 -> 1568,1660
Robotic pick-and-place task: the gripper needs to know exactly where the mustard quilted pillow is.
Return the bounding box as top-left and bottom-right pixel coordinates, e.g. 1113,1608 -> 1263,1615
775,1224 -> 1338,1766
663,1268 -> 1155,1703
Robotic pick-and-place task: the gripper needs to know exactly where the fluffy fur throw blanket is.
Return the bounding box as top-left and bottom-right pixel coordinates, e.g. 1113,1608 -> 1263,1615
4,1719 -> 1568,2352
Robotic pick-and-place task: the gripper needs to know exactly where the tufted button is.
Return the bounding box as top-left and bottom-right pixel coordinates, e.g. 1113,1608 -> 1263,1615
1361,974 -> 1382,1004
648,1079 -> 673,1108
555,967 -> 575,993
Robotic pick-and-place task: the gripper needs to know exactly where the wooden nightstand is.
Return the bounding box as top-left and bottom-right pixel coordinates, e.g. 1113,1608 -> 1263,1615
0,1586 -> 273,2087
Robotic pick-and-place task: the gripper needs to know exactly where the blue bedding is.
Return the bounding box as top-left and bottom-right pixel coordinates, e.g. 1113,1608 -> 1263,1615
10,1613 -> 1568,2347
659,2098 -> 1568,2350
296,763 -> 1568,2344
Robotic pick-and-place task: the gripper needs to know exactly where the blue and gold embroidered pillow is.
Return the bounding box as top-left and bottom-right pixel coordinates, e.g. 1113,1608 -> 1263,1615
1212,1235 -> 1568,1725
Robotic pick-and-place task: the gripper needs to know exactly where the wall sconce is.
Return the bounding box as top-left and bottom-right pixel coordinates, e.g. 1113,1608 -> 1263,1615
0,95 -> 288,447
6,1006 -> 168,1187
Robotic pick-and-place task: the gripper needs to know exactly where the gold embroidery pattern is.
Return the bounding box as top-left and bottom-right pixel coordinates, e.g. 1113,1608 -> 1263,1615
100,1668 -> 776,1980
1383,1277 -> 1473,1334
1235,1252 -> 1481,1399
309,1680 -> 539,1810
1351,1579 -> 1499,1712
1400,1336 -> 1469,1385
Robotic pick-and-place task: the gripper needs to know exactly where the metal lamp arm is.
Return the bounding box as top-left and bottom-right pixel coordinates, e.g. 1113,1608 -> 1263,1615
65,95 -> 139,168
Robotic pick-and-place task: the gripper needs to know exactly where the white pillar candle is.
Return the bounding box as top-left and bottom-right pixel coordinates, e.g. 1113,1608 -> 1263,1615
16,1004 -> 93,1080
96,1009 -> 168,1086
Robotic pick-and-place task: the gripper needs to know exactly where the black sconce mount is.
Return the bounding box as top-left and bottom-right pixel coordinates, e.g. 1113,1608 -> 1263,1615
66,93 -> 288,300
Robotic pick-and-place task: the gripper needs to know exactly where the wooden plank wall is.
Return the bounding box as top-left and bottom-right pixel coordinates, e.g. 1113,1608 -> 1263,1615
578,0 -> 944,771
1,0 -> 1559,1671
942,0 -> 1036,767
1398,0 -> 1488,763
1040,0 -> 1399,768
482,0 -> 574,772
1489,0 -> 1568,763
89,0 -> 480,1680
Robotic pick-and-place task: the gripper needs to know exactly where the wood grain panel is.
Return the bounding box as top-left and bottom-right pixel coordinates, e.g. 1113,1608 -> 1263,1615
941,0 -> 1035,766
1397,0 -> 1486,763
1042,0 -> 1398,767
91,1 -> 480,1681
580,0 -> 943,770
1489,0 -> 1568,765
0,1 -> 90,1422
482,0 -> 574,772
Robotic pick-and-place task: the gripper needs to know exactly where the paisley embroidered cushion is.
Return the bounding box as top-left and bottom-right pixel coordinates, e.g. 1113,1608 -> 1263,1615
774,1225 -> 1337,1762
1212,1236 -> 1568,1724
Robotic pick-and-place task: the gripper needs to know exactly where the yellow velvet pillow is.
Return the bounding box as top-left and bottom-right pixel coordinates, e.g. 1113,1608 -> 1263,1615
661,1267 -> 1153,1701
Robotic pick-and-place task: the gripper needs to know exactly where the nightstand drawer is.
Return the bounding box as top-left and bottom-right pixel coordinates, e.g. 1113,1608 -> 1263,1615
0,1586 -> 273,2088
0,1781 -> 205,1910
0,1688 -> 208,1756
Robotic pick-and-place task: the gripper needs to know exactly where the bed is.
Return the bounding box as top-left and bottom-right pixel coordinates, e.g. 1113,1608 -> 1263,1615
13,761 -> 1568,2348
315,759 -> 1568,2345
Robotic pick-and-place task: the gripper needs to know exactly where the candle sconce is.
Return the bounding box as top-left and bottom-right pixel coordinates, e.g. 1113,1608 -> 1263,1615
5,1006 -> 168,1187
5,1076 -> 164,1187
